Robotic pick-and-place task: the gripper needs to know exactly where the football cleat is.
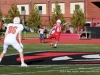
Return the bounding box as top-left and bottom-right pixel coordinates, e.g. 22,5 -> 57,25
21,63 -> 28,67
53,46 -> 57,48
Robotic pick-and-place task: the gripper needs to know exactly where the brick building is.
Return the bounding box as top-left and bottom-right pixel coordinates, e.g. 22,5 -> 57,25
0,0 -> 100,25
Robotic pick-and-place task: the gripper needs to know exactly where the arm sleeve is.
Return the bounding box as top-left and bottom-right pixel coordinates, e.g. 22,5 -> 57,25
19,25 -> 24,31
18,25 -> 23,44
49,26 -> 56,35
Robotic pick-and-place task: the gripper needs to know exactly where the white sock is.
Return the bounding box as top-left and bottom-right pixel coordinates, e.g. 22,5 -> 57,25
21,58 -> 24,64
0,58 -> 2,62
54,44 -> 57,47
54,41 -> 58,47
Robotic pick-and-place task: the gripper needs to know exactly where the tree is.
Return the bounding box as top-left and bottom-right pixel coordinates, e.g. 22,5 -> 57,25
27,3 -> 42,32
0,9 -> 2,22
49,0 -> 66,31
5,4 -> 21,23
70,5 -> 86,27
0,9 -> 3,31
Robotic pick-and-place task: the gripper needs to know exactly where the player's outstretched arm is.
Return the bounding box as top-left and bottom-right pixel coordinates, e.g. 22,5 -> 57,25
49,26 -> 55,35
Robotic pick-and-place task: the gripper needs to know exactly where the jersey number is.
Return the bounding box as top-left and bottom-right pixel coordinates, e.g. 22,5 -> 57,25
8,26 -> 18,34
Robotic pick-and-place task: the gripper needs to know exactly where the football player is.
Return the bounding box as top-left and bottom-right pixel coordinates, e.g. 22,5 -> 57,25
47,19 -> 62,48
0,17 -> 27,67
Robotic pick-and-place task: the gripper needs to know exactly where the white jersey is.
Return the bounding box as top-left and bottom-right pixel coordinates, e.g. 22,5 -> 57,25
38,28 -> 44,34
5,23 -> 23,40
3,23 -> 24,53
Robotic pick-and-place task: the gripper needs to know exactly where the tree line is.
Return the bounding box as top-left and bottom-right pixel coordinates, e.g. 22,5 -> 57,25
0,0 -> 86,33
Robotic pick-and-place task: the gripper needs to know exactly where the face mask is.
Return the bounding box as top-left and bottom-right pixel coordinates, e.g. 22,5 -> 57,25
57,23 -> 60,26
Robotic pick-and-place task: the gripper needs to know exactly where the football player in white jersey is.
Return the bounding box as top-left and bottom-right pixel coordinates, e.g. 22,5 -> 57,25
0,17 -> 27,67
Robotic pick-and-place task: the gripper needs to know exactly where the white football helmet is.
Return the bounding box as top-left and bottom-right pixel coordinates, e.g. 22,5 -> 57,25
13,17 -> 20,24
56,19 -> 61,24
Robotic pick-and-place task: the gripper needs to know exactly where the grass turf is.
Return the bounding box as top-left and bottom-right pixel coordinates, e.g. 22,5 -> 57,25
0,65 -> 100,75
0,44 -> 100,54
0,44 -> 100,75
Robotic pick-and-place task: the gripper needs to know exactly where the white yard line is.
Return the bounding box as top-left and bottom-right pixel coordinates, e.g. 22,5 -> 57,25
1,67 -> 100,75
0,69 -> 65,75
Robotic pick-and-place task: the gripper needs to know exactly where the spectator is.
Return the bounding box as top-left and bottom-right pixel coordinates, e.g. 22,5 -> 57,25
69,25 -> 74,34
38,26 -> 45,43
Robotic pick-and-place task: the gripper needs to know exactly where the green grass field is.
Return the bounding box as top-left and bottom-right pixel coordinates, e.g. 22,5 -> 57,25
0,44 -> 100,75
0,32 -> 40,39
